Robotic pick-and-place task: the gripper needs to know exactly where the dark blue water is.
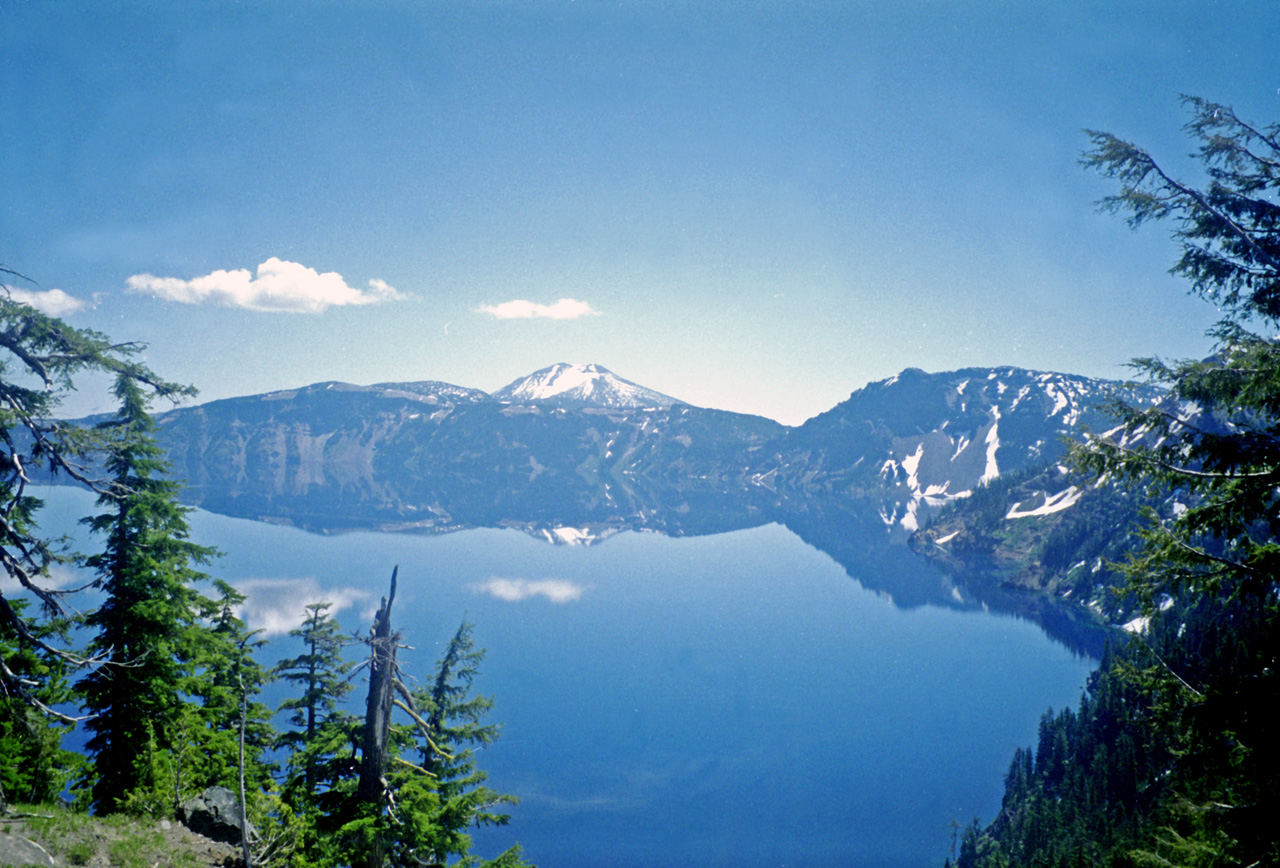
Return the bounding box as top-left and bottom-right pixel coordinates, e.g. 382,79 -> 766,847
36,487 -> 1094,868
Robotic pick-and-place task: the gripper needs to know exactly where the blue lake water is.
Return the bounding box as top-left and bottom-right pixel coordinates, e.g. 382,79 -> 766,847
37,486 -> 1095,868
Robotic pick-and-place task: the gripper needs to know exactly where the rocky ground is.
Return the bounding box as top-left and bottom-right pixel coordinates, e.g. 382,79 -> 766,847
0,806 -> 240,868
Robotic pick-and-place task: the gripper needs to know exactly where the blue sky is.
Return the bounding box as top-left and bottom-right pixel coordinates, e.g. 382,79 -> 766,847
2,1 -> 1276,424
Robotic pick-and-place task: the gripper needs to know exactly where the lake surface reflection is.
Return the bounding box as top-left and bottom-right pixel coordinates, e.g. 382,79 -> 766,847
41,487 -> 1095,868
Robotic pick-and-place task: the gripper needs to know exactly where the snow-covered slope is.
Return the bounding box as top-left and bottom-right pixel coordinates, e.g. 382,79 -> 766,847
492,363 -> 683,409
787,366 -> 1163,531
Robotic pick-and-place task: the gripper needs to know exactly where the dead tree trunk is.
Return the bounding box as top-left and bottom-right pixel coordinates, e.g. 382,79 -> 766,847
357,567 -> 399,868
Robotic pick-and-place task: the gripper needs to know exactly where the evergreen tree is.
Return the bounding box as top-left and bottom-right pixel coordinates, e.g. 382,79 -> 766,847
1077,96 -> 1280,608
76,374 -> 216,814
0,284 -> 191,717
275,602 -> 356,813
964,96 -> 1280,868
408,621 -> 518,867
186,579 -> 276,796
0,598 -> 80,806
1075,95 -> 1280,867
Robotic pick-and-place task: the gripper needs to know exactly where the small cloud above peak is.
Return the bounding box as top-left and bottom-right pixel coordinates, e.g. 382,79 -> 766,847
126,257 -> 404,313
478,298 -> 598,320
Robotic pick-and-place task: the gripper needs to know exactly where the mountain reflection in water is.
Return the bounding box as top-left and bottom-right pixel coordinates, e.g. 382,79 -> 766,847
188,482 -> 1112,660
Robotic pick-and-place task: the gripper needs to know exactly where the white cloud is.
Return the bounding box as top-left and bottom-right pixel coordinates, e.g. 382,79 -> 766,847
469,577 -> 588,604
3,285 -> 87,316
126,257 -> 404,313
478,298 -> 598,320
230,577 -> 372,637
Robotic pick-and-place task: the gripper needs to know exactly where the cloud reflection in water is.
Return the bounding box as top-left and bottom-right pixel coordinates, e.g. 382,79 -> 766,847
469,578 -> 588,604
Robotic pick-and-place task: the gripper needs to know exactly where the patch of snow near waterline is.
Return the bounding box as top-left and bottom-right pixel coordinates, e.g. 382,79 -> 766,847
1122,616 -> 1150,634
900,499 -> 921,533
1006,486 -> 1082,519
552,526 -> 594,545
935,530 -> 960,544
980,408 -> 1001,484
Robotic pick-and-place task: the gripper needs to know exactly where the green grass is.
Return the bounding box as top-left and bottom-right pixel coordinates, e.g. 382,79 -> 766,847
6,803 -> 231,868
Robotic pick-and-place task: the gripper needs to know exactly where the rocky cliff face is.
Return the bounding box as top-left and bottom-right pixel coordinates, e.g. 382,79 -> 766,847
156,378 -> 786,532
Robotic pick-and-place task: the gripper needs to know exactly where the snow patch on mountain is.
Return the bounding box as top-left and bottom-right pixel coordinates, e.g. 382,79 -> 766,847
819,366 -> 1166,533
1006,486 -> 1082,518
981,407 -> 1001,484
493,363 -> 683,409
901,442 -> 925,489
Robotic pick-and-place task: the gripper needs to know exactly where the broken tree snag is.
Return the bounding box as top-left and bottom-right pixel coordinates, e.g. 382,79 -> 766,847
359,566 -> 399,802
357,566 -> 400,867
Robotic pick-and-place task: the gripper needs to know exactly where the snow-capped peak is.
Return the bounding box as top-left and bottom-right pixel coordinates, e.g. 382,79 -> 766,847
492,363 -> 682,409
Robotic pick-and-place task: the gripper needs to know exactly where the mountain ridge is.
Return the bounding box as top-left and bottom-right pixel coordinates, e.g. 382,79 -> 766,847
145,362 -> 1160,541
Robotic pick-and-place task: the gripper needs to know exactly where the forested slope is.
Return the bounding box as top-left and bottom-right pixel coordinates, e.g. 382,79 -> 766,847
946,97 -> 1280,868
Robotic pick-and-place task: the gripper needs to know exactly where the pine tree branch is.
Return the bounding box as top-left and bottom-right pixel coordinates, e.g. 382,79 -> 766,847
1203,99 -> 1280,158
1168,535 -> 1260,579
392,755 -> 434,777
1144,155 -> 1280,274
1093,436 -> 1275,480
